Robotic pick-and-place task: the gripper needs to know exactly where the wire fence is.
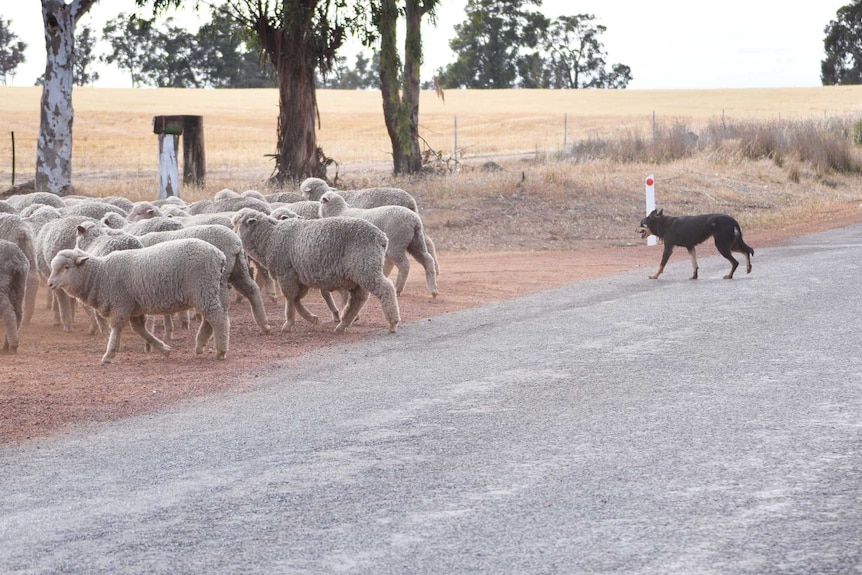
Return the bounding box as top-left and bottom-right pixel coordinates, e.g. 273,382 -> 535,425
0,108 -> 837,190
1,115 -> 653,191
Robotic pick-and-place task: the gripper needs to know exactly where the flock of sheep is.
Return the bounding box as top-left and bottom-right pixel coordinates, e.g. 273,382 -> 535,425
0,178 -> 439,364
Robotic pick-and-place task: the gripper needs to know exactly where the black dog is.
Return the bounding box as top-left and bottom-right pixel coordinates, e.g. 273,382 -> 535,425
637,208 -> 754,279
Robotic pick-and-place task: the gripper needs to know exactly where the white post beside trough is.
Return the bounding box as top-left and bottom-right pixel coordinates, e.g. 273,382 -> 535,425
157,134 -> 180,199
644,174 -> 657,246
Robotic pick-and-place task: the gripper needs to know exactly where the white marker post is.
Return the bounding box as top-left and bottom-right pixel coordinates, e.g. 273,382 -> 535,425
644,174 -> 657,246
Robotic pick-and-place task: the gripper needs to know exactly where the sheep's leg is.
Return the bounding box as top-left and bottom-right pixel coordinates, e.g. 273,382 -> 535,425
292,288 -> 320,326
129,315 -> 170,356
23,273 -> 38,325
425,234 -> 440,276
278,279 -> 299,332
388,251 -> 411,296
198,309 -> 229,360
367,277 -> 401,333
320,289 -> 341,322
252,261 -> 278,303
0,296 -> 19,354
336,287 -> 368,332
229,262 -> 271,334
383,257 -> 395,278
162,314 -> 174,340
407,240 -> 439,298
102,320 -> 126,363
55,289 -> 74,332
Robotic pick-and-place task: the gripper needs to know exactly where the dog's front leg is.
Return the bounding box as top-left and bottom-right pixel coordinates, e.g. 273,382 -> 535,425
649,246 -> 675,279
688,247 -> 698,280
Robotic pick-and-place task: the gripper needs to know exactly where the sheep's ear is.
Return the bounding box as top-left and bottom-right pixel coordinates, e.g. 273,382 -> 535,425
76,224 -> 87,235
74,255 -> 90,266
247,215 -> 257,224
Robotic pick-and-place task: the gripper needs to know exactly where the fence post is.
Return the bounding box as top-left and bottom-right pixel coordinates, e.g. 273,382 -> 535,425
152,115 -> 183,199
181,115 -> 206,187
454,115 -> 458,162
644,174 -> 657,246
10,131 -> 15,187
563,113 -> 568,148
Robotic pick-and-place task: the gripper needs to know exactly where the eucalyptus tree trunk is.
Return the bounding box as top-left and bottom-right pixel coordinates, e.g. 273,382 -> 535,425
257,12 -> 325,184
36,0 -> 96,195
379,0 -> 434,175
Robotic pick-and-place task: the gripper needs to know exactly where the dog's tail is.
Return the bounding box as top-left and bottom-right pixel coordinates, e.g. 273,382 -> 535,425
734,224 -> 754,256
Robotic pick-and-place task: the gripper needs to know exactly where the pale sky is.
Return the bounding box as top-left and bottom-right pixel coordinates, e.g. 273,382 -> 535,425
1,0 -> 849,90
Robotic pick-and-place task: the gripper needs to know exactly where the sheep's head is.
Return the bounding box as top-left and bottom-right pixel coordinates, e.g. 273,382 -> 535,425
128,202 -> 161,222
318,191 -> 346,217
47,249 -> 90,291
300,177 -> 334,200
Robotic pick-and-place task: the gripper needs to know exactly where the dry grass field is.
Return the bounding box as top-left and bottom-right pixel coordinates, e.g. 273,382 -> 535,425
4,86 -> 862,443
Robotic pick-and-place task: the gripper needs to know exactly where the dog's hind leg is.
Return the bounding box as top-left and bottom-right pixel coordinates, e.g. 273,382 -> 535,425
731,241 -> 753,274
687,247 -> 699,280
716,243 -> 740,279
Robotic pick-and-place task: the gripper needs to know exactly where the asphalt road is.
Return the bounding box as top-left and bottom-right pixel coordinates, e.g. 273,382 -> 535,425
2,225 -> 862,574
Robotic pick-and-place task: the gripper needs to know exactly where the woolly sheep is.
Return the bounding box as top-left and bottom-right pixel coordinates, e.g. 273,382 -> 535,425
48,238 -> 231,363
270,206 -> 303,221
6,192 -> 65,211
278,201 -> 320,219
318,191 -> 437,298
76,220 -> 187,340
0,201 -> 18,215
264,191 -> 305,204
0,214 -> 40,325
231,208 -> 400,333
300,177 -> 419,212
151,196 -> 187,207
213,188 -> 240,201
241,189 -> 268,202
0,239 -> 30,354
35,215 -> 96,331
126,201 -> 165,221
61,201 -> 127,220
21,204 -> 62,236
75,219 -> 143,255
170,212 -> 234,228
160,205 -> 189,217
138,225 -> 270,334
101,213 -> 185,235
188,196 -> 271,216
97,196 -> 136,212
300,177 -> 439,275
75,220 -> 145,336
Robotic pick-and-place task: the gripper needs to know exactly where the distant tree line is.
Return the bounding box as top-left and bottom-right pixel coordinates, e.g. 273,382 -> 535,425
435,0 -> 631,90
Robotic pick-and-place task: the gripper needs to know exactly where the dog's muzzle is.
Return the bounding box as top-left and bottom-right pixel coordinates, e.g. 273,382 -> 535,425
636,225 -> 650,239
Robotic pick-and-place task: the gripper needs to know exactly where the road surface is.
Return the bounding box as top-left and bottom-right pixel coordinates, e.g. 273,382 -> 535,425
2,225 -> 861,574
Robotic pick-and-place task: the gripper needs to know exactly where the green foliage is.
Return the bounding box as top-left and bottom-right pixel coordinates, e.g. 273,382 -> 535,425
73,25 -> 100,86
0,17 -> 27,86
103,7 -> 275,88
854,119 -> 862,145
439,6 -> 631,89
318,52 -> 379,89
822,1 -> 862,85
440,0 -> 549,89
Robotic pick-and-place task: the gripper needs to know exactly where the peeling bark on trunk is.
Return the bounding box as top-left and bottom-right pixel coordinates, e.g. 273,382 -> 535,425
258,15 -> 323,185
36,0 -> 96,196
379,0 -> 426,175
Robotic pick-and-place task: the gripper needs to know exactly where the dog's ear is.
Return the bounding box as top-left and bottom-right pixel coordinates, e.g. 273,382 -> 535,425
647,209 -> 657,218
656,208 -> 664,216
